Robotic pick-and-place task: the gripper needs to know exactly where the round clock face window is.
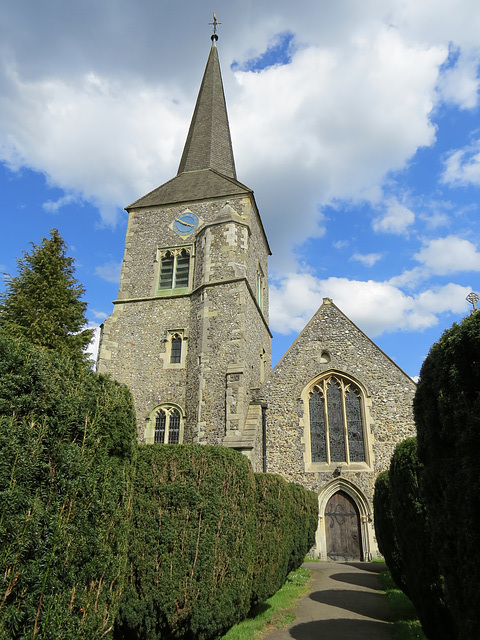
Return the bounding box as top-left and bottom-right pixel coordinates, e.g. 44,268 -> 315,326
173,212 -> 199,236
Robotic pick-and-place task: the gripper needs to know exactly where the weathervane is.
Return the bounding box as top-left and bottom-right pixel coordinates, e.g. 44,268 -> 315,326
466,291 -> 480,313
209,12 -> 220,41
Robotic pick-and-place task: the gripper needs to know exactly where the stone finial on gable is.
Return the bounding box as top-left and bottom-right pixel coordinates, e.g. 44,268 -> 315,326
323,297 -> 333,305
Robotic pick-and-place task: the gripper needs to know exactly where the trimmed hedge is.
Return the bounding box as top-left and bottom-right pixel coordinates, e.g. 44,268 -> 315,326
251,473 -> 293,605
373,470 -> 408,595
415,311 -> 480,640
389,438 -> 455,640
114,445 -> 257,640
0,331 -> 319,639
115,452 -> 319,640
287,482 -> 318,573
0,331 -> 137,639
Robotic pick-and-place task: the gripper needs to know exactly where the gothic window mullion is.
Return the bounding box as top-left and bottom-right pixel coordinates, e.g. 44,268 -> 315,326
171,250 -> 179,289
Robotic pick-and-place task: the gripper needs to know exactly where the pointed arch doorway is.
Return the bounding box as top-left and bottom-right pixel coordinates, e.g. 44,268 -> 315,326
316,479 -> 373,561
325,490 -> 362,561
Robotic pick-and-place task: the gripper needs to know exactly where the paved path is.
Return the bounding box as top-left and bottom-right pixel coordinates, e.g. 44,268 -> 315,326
262,561 -> 393,640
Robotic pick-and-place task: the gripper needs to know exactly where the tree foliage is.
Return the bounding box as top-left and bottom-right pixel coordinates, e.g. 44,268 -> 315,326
415,310 -> 480,640
0,330 -> 137,639
0,229 -> 93,362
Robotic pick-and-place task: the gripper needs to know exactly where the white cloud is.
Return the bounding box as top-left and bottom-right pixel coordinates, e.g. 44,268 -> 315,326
0,67 -> 189,226
437,51 -> 480,110
43,193 -> 80,213
419,209 -> 451,230
270,272 -> 471,337
373,199 -> 415,235
351,252 -> 383,267
95,261 -> 122,283
442,141 -> 480,187
90,309 -> 109,321
414,236 -> 480,274
232,28 -> 443,266
333,240 -> 350,250
0,10 -> 446,263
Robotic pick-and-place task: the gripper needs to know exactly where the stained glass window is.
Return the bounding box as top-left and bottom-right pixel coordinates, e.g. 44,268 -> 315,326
309,375 -> 366,464
327,379 -> 346,462
310,387 -> 327,462
346,387 -> 365,462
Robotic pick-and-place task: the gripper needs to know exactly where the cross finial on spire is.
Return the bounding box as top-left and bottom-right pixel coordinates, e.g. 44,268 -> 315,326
210,12 -> 220,41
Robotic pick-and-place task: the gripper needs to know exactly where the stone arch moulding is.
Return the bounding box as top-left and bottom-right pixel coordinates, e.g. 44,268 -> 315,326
315,477 -> 374,561
301,368 -> 374,472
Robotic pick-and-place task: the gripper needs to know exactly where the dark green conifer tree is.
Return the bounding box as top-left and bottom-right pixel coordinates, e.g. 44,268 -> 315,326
0,229 -> 93,361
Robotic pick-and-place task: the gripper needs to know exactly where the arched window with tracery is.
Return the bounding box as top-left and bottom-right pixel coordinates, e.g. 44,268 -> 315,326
145,404 -> 184,445
309,374 -> 366,465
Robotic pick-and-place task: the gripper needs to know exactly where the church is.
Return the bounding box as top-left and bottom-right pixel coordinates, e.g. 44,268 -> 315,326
97,30 -> 417,561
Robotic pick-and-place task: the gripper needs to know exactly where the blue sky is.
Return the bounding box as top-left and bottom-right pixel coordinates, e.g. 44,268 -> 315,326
1,1 -> 480,378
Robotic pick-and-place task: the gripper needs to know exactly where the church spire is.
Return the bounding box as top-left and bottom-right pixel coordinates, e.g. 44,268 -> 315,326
177,32 -> 237,180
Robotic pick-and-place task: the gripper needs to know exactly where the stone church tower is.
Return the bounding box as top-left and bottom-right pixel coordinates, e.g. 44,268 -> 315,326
97,34 -> 271,464
98,30 -> 417,561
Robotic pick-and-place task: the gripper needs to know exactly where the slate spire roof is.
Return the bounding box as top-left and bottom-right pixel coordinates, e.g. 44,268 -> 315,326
177,39 -> 237,179
128,37 -> 251,209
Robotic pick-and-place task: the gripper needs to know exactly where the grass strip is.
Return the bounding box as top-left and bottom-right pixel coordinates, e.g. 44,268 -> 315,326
379,570 -> 427,640
220,567 -> 312,640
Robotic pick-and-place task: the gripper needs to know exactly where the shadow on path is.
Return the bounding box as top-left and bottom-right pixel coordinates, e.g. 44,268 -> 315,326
310,587 -> 392,620
288,618 -> 392,640
262,561 -> 393,640
329,570 -> 385,590
345,561 -> 387,573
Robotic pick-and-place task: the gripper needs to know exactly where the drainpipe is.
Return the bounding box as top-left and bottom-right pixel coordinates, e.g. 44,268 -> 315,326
262,402 -> 267,473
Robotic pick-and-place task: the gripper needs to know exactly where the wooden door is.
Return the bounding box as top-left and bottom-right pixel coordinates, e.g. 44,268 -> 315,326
325,491 -> 362,561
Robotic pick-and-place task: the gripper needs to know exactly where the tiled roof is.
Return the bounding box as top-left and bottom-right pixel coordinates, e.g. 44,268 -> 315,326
128,168 -> 251,209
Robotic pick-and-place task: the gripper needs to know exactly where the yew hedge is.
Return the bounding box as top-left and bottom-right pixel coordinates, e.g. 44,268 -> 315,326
0,331 -> 318,640
415,310 -> 480,640
0,331 -> 137,639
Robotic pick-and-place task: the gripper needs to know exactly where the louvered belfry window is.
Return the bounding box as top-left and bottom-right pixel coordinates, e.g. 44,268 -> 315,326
159,248 -> 190,292
309,375 -> 366,464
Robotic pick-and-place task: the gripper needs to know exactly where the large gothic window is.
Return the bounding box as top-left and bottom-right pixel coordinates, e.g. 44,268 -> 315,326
309,375 -> 366,464
158,248 -> 191,293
